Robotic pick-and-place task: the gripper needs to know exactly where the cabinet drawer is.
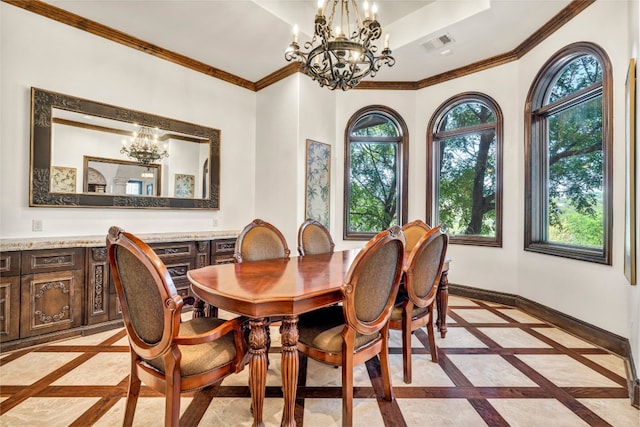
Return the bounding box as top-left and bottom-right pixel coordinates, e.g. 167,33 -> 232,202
212,238 -> 236,264
21,248 -> 84,274
165,259 -> 195,288
151,242 -> 195,262
0,252 -> 21,276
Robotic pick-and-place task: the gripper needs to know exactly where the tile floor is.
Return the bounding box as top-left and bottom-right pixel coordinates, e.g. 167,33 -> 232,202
1,295 -> 638,426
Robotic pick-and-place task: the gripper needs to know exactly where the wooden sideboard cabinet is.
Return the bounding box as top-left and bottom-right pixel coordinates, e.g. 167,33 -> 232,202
0,252 -> 21,342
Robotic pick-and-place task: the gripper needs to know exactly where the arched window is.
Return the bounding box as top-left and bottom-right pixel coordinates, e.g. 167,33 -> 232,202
427,93 -> 503,246
524,42 -> 612,264
344,106 -> 408,240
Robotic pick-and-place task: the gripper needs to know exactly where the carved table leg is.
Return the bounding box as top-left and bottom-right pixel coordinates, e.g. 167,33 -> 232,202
248,318 -> 268,427
435,267 -> 449,338
280,316 -> 299,427
192,298 -> 205,318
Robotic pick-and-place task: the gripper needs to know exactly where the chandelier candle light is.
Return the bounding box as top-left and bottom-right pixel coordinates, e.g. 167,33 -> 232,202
121,125 -> 169,166
285,0 -> 395,90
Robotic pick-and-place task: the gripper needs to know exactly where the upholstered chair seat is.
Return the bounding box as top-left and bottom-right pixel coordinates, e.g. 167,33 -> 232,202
145,317 -> 239,376
298,306 -> 379,354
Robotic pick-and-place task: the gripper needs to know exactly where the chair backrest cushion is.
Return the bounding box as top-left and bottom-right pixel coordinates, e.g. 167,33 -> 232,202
411,231 -> 447,300
342,226 -> 405,334
240,227 -> 287,261
112,244 -> 167,345
299,220 -> 334,255
402,220 -> 431,252
353,240 -> 402,323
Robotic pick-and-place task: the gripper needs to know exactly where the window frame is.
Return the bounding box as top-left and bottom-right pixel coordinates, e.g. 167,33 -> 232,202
524,42 -> 612,264
426,92 -> 504,247
343,105 -> 408,240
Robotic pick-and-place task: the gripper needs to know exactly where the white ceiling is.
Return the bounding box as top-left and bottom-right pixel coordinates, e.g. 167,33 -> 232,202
45,0 -> 574,84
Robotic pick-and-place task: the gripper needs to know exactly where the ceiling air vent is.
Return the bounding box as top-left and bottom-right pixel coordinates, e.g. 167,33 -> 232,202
422,33 -> 455,52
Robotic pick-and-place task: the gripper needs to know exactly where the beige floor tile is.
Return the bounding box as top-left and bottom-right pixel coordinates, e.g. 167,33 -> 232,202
447,354 -> 538,387
199,397 -> 282,427
397,398 -> 489,426
51,352 -> 130,385
221,355 -> 282,387
478,327 -> 552,348
303,398 -> 384,427
304,358 -> 372,387
578,398 -> 640,426
515,354 -> 620,387
448,295 -> 480,306
0,397 -> 100,427
93,396 -> 192,426
0,352 -> 83,385
451,309 -> 510,324
388,353 -> 455,387
583,353 -> 628,378
435,327 -> 488,348
532,327 -> 596,348
48,328 -> 124,346
488,398 -> 590,426
496,308 -> 546,324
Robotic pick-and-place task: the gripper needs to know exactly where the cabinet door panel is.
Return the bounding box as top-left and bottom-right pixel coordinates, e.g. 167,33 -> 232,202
20,270 -> 84,338
0,276 -> 20,342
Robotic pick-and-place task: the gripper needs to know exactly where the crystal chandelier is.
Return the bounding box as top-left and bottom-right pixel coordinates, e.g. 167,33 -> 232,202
120,125 -> 168,166
285,0 -> 395,91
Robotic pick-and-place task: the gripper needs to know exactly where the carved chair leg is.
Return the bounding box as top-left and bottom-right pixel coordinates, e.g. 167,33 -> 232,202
427,306 -> 438,363
122,367 -> 141,427
379,329 -> 394,401
342,353 -> 354,427
402,309 -> 412,384
123,361 -> 141,427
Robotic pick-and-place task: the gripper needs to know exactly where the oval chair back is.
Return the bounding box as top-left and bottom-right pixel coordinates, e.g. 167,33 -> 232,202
234,218 -> 290,263
297,218 -> 335,256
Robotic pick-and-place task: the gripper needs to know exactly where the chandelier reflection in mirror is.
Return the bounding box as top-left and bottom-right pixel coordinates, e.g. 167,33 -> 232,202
285,0 -> 395,91
120,125 -> 169,166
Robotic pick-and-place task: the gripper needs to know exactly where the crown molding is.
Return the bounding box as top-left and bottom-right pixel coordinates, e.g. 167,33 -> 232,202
4,0 -> 594,92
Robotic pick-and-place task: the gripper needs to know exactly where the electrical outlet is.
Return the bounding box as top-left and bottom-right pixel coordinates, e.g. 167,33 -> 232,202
32,219 -> 43,232
212,218 -> 219,227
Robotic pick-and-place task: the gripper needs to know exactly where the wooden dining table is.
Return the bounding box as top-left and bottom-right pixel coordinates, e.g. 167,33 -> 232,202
187,249 -> 450,427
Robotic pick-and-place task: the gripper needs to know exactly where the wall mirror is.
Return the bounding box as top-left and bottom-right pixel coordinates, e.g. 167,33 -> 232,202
30,87 -> 220,209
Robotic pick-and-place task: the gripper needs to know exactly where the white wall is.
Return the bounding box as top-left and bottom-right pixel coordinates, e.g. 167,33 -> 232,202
0,4 -> 256,237
254,76 -> 300,246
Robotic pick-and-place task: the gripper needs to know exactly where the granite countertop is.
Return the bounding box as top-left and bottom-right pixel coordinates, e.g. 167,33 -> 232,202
0,230 -> 240,251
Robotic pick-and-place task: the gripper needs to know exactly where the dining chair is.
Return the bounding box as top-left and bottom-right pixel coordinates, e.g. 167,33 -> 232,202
389,226 -> 448,384
106,226 -> 248,427
297,218 -> 335,256
234,218 -> 291,262
401,219 -> 432,252
297,226 -> 405,427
